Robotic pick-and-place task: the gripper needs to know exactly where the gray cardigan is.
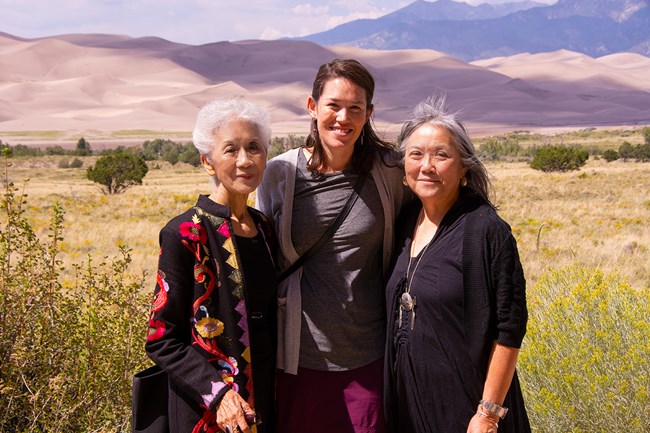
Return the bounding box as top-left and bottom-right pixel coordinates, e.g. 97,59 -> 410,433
255,147 -> 409,374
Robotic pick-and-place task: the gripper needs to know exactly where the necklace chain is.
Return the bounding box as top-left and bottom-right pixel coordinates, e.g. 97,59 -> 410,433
400,209 -> 433,330
405,209 -> 433,294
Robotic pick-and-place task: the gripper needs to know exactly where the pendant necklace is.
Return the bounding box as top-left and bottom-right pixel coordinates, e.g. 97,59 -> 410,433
400,209 -> 433,330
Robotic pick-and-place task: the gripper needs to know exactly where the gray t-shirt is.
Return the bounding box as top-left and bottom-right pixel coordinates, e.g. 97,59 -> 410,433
292,150 -> 385,371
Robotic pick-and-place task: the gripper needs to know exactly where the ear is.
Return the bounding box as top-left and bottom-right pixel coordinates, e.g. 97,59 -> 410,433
307,96 -> 317,118
201,154 -> 216,176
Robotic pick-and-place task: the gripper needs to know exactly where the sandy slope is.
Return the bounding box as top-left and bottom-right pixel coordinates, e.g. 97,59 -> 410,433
1,33 -> 649,142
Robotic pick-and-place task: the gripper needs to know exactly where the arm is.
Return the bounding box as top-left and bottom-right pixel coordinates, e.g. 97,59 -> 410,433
145,220 -> 254,429
467,343 -> 519,433
468,219 -> 528,432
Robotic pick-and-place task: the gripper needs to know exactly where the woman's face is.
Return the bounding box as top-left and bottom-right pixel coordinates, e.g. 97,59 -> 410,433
403,124 -> 467,209
307,77 -> 372,154
201,119 -> 267,197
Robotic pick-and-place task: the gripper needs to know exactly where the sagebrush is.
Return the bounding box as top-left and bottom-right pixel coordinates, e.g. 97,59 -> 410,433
0,154 -> 151,432
519,265 -> 650,433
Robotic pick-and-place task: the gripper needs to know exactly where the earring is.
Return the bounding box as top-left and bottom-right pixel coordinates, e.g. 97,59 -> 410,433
359,129 -> 365,146
460,176 -> 468,187
402,176 -> 408,186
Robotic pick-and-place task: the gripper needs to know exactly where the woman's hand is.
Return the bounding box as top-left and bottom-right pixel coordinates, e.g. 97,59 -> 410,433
467,407 -> 500,433
216,389 -> 255,433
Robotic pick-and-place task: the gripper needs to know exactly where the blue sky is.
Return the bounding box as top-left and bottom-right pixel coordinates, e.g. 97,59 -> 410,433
1,0 -> 557,45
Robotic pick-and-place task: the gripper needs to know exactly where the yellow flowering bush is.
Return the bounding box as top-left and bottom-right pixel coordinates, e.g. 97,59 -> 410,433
519,265 -> 650,433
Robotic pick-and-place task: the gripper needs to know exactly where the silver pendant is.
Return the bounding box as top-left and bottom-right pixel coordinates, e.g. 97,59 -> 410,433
400,292 -> 415,311
400,292 -> 416,330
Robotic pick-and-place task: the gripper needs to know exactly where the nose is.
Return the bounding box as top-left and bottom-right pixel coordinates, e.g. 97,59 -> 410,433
236,149 -> 252,167
336,108 -> 348,122
421,155 -> 436,172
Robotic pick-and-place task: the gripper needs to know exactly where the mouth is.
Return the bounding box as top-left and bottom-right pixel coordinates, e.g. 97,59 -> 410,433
329,126 -> 353,135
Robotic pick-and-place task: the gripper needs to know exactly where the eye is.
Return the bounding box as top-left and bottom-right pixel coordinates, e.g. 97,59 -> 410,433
407,149 -> 423,158
435,151 -> 449,160
224,145 -> 237,154
247,142 -> 263,153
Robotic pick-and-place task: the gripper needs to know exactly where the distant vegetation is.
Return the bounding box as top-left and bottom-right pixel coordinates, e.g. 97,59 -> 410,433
475,126 -> 650,165
0,137 -> 202,167
87,153 -> 149,195
530,146 -> 589,172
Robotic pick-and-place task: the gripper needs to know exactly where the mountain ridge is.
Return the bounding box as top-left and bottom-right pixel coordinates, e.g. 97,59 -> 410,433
294,0 -> 650,61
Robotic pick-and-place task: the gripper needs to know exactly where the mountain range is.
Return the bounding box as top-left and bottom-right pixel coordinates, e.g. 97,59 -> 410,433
294,0 -> 650,61
1,30 -> 649,144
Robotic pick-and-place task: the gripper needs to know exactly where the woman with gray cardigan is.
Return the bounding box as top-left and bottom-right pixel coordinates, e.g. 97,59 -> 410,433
256,58 -> 410,433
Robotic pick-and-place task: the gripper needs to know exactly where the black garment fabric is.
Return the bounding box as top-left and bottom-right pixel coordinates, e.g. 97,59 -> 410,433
384,196 -> 531,433
145,195 -> 277,433
235,233 -> 277,433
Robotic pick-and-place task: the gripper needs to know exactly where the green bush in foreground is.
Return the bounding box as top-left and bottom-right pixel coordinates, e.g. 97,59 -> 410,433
530,146 -> 589,172
1,153 -> 150,432
519,265 -> 650,433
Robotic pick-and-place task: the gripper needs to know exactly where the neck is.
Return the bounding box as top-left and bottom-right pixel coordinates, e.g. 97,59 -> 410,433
314,146 -> 354,173
209,188 -> 258,237
209,189 -> 249,219
420,191 -> 460,226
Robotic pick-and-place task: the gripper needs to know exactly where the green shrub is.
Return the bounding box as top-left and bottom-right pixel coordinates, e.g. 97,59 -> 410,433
75,137 -> 92,156
530,146 -> 589,172
45,145 -> 67,156
602,149 -> 619,162
70,157 -> 84,168
58,158 -> 70,168
2,143 -> 43,157
478,137 -> 524,161
519,265 -> 650,433
0,156 -> 150,432
87,153 -> 149,194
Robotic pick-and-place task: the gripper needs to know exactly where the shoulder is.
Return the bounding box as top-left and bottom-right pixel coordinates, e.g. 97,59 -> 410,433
268,148 -> 300,166
465,203 -> 516,248
161,207 -> 199,234
371,150 -> 403,181
264,148 -> 300,180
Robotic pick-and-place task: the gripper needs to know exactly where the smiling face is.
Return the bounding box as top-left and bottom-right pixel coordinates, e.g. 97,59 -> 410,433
307,77 -> 372,163
404,124 -> 467,211
201,118 -> 267,199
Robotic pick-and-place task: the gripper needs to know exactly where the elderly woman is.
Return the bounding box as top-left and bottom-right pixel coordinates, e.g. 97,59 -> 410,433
256,59 -> 411,433
384,95 -> 531,433
145,98 -> 277,433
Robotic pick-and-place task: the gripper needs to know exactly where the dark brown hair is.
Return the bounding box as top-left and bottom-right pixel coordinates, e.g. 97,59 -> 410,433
305,58 -> 394,174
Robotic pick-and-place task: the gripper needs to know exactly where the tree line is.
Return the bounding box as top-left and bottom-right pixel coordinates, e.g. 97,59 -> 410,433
2,128 -> 649,193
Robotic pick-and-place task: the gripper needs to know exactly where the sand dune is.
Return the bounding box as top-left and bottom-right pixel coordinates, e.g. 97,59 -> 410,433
0,33 -> 649,141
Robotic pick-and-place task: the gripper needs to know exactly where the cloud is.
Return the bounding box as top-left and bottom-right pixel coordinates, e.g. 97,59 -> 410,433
0,0 -> 561,45
292,3 -> 330,16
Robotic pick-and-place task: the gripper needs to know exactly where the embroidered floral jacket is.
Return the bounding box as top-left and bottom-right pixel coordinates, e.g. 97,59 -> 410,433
145,195 -> 276,432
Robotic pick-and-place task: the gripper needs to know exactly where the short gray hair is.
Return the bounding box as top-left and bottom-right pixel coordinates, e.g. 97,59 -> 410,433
398,94 -> 493,207
192,98 -> 271,155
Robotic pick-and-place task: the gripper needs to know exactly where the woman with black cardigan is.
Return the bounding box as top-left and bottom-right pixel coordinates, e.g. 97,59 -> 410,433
384,95 -> 531,433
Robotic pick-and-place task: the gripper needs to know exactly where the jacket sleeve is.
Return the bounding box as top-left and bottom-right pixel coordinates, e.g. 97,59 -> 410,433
145,221 -> 231,413
489,221 -> 528,348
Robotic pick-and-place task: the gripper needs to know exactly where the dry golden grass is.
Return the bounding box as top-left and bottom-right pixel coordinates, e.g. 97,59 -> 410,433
4,153 -> 650,291
490,159 -> 650,289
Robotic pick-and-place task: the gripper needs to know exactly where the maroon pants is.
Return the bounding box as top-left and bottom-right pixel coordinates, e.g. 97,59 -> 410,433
276,358 -> 386,433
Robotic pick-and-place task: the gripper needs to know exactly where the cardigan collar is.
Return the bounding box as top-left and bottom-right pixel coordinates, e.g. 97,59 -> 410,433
196,194 -> 232,219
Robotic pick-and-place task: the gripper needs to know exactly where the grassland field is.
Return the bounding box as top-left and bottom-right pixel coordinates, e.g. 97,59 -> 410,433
3,126 -> 649,291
